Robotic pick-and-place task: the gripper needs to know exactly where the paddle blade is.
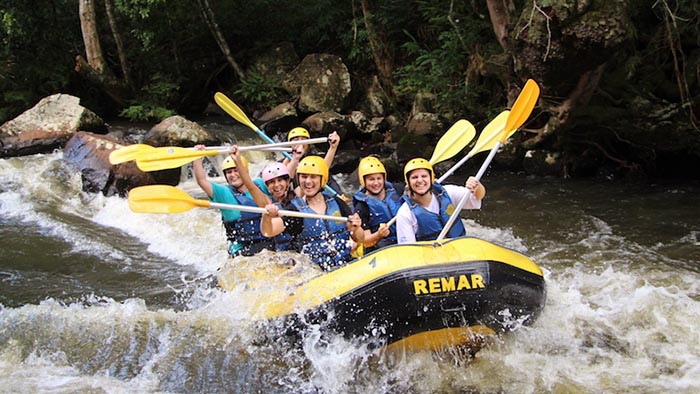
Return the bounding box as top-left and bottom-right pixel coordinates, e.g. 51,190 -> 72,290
128,185 -> 206,213
109,144 -> 154,164
503,79 -> 540,142
466,111 -> 511,157
429,119 -> 476,165
136,147 -> 219,172
214,92 -> 258,132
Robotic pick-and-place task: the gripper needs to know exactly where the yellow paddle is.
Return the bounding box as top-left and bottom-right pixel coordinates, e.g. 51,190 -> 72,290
381,119 -> 475,229
109,143 -> 289,165
133,138 -> 325,172
429,119 -> 476,165
214,92 -> 270,144
214,92 -> 345,197
135,147 -> 221,172
109,144 -> 155,165
436,79 -> 540,241
437,110 -> 511,182
128,185 -> 348,222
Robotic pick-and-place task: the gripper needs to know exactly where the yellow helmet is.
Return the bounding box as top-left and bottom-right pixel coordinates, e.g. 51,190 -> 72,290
403,158 -> 434,185
358,156 -> 386,187
221,155 -> 248,173
287,127 -> 310,141
297,156 -> 328,187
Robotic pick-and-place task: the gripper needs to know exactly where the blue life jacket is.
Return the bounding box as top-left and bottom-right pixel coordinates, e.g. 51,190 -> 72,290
402,183 -> 466,241
352,182 -> 403,248
223,187 -> 273,256
291,192 -> 352,270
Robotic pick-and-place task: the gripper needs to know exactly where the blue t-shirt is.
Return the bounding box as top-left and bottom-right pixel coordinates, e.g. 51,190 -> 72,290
209,178 -> 269,221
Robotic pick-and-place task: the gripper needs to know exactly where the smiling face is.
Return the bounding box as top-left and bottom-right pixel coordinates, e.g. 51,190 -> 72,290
265,176 -> 290,201
363,173 -> 385,196
224,168 -> 243,188
407,168 -> 432,195
298,173 -> 322,197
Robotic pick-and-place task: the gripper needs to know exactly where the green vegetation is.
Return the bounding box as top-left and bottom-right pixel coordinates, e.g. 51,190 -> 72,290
0,0 -> 697,132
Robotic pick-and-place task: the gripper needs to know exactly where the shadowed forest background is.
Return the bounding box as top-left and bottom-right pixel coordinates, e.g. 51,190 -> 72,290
1,0 -> 698,178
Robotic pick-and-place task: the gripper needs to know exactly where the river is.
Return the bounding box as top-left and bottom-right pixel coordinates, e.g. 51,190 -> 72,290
1,122 -> 699,393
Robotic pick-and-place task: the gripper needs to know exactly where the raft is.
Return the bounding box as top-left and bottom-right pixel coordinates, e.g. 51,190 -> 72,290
217,237 -> 546,352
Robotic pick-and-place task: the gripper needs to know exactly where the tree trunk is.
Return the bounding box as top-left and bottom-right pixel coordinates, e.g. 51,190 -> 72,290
486,0 -> 514,50
76,0 -> 126,106
104,0 -> 131,88
196,0 -> 245,81
360,0 -> 394,94
78,0 -> 109,74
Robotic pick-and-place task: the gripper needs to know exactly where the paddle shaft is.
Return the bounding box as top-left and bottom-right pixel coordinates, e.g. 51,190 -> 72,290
209,201 -> 348,222
215,146 -> 291,152
215,92 -> 341,196
437,153 -> 473,183
249,122 -> 341,197
384,151 -> 477,229
436,142 -> 499,240
437,80 -> 539,240
383,149 -> 482,229
244,137 -> 327,150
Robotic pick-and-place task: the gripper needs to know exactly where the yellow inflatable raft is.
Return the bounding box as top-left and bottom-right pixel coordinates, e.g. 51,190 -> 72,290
217,237 -> 546,352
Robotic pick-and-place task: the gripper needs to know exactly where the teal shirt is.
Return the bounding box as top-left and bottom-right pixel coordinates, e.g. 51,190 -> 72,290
209,178 -> 269,221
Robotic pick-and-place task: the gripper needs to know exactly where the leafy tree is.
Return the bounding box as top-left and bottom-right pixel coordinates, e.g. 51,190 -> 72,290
0,1 -> 82,122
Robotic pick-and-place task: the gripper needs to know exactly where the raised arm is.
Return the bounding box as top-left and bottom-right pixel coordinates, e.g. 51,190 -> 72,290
193,145 -> 213,198
284,151 -> 302,179
230,145 -> 270,208
323,131 -> 340,169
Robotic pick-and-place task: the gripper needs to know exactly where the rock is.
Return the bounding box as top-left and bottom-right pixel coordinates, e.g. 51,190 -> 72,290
282,54 -> 352,113
257,102 -> 300,138
63,132 -> 180,196
252,42 -> 299,81
406,112 -> 444,137
412,92 -> 437,114
142,115 -> 219,147
258,102 -> 298,124
302,111 -> 350,137
348,111 -> 385,135
0,94 -> 105,158
361,76 -> 389,117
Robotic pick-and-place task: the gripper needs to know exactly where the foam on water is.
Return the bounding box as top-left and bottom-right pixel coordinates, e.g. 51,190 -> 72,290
2,151 -> 700,392
91,191 -> 228,275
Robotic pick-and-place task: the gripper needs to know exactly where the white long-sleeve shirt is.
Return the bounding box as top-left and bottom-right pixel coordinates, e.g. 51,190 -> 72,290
396,184 -> 481,244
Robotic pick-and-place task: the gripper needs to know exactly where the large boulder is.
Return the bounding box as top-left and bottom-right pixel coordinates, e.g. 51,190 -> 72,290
302,111 -> 349,135
0,94 -> 105,158
257,102 -> 300,139
252,42 -> 300,82
142,115 -> 219,147
406,112 -> 445,137
282,54 -> 352,113
63,132 -> 180,196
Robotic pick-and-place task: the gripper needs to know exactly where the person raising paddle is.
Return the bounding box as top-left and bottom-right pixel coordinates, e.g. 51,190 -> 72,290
193,145 -> 274,257
282,126 -> 344,195
261,156 -> 364,270
396,158 -> 485,244
352,156 -> 404,252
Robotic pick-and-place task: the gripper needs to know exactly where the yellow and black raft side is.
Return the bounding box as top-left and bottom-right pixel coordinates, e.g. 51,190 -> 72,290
218,237 -> 546,351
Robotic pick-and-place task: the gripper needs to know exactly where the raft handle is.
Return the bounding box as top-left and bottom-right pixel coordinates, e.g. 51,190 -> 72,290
440,303 -> 467,313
